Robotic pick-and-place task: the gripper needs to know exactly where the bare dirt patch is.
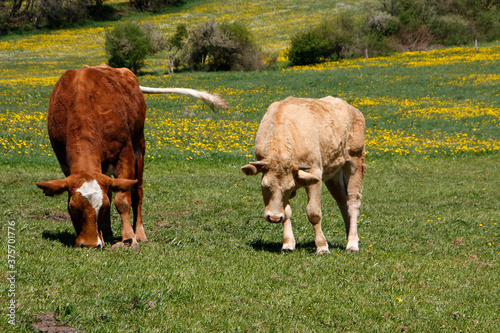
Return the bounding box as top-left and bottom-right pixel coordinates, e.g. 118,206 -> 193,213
32,311 -> 84,333
27,213 -> 71,222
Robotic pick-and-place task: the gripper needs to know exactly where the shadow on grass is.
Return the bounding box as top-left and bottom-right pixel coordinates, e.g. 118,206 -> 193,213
42,230 -> 76,247
249,240 -> 344,253
42,230 -> 123,247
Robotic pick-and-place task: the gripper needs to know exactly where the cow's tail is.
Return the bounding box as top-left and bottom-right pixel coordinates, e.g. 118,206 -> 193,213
139,86 -> 228,110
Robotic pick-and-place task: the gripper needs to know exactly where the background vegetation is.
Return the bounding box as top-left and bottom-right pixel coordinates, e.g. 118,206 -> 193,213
0,0 -> 183,33
0,0 -> 499,331
287,0 -> 500,65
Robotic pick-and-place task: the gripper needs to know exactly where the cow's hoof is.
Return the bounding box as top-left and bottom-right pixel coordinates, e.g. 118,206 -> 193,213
136,235 -> 148,243
135,226 -> 148,242
109,242 -> 125,251
108,241 -> 140,251
281,244 -> 296,251
316,248 -> 331,255
346,247 -> 359,253
122,238 -> 141,250
281,247 -> 295,253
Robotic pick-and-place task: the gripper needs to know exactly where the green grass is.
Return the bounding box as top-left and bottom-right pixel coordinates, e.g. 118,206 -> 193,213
1,0 -> 499,331
1,156 -> 498,332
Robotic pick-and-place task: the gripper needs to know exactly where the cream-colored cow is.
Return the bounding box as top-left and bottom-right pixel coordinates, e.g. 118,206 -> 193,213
242,96 -> 366,253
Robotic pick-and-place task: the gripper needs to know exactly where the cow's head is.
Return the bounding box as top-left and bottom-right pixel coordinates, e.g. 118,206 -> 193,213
242,160 -> 320,223
37,173 -> 137,248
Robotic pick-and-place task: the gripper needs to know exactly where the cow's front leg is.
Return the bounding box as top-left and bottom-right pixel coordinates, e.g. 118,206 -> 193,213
306,183 -> 329,254
101,189 -> 113,241
115,191 -> 138,248
115,148 -> 140,248
282,204 -> 295,251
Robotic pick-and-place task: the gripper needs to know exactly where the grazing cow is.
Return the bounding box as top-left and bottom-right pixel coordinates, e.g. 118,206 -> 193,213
241,96 -> 365,253
37,64 -> 227,248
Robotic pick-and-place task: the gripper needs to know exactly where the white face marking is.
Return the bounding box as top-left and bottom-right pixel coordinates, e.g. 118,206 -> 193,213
76,179 -> 103,218
76,179 -> 104,246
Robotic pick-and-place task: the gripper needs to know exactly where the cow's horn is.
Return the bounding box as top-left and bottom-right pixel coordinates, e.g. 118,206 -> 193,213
250,161 -> 267,167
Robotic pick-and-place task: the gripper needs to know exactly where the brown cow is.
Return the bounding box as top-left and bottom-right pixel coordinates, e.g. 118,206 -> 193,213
241,96 -> 365,254
37,64 -> 227,248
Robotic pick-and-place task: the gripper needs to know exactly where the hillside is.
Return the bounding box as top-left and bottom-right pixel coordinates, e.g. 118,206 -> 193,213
0,0 -> 364,77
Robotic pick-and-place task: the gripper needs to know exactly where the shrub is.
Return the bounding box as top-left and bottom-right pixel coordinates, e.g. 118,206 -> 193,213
130,0 -> 183,13
473,6 -> 500,42
220,21 -> 265,71
376,0 -> 500,47
105,22 -> 166,74
430,15 -> 474,45
368,11 -> 399,37
287,12 -> 359,66
287,29 -> 330,66
182,20 -> 264,71
87,4 -> 120,21
37,0 -> 89,29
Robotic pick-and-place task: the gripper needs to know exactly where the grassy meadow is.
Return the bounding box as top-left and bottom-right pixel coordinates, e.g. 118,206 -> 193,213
1,0 -> 499,331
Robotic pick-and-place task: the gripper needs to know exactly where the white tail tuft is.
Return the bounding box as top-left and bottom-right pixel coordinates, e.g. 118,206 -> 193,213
139,86 -> 228,110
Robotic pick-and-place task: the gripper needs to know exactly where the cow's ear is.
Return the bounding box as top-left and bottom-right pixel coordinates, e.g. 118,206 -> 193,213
36,179 -> 70,197
241,161 -> 266,176
241,164 -> 258,175
110,178 -> 138,192
296,170 -> 320,186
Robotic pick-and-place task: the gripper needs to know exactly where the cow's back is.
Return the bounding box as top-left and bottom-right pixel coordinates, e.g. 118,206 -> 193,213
47,64 -> 146,174
255,96 -> 364,172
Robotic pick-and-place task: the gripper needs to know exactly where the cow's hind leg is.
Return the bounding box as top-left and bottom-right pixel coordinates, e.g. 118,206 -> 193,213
325,168 -> 360,253
132,152 -> 147,242
305,183 -> 329,254
344,157 -> 365,252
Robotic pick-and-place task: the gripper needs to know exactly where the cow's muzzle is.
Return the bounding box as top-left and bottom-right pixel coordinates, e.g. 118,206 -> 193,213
265,213 -> 284,223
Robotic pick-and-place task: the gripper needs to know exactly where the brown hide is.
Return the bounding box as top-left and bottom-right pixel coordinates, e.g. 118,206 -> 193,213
242,96 -> 366,253
36,64 -> 147,248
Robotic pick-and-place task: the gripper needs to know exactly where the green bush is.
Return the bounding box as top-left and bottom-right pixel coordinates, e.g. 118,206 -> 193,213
88,4 -> 120,21
287,13 -> 359,66
287,29 -> 330,66
38,0 -> 89,29
474,7 -> 500,42
220,21 -> 265,71
182,20 -> 264,71
368,11 -> 400,37
105,22 -> 166,74
131,0 -> 183,13
376,0 -> 500,47
430,15 -> 474,45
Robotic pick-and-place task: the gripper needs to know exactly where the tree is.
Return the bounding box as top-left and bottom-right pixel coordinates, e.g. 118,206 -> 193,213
166,23 -> 187,74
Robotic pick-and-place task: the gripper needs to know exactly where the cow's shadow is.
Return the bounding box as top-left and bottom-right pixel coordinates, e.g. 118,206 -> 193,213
42,230 -> 76,247
42,231 -> 122,247
249,240 -> 344,253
